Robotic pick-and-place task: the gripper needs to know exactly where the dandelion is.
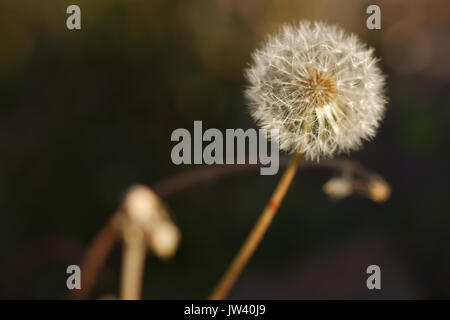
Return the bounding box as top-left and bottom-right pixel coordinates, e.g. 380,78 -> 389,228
211,21 -> 386,300
245,21 -> 386,160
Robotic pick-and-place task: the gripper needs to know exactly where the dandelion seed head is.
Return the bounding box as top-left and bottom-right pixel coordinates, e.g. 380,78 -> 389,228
245,21 -> 387,160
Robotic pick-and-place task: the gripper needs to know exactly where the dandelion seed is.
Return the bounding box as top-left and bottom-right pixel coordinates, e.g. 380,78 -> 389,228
245,21 -> 387,160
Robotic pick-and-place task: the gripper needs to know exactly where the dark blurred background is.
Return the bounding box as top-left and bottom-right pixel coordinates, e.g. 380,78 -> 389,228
0,0 -> 449,299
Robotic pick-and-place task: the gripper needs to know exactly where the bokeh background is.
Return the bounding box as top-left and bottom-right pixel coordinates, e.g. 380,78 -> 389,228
1,0 -> 450,299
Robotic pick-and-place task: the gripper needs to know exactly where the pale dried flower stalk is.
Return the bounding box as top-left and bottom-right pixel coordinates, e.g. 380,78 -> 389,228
119,185 -> 180,300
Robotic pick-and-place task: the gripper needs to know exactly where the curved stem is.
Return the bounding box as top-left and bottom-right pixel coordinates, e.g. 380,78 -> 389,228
209,153 -> 302,300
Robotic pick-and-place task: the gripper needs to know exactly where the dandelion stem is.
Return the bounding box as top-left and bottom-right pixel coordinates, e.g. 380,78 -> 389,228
210,153 -> 302,300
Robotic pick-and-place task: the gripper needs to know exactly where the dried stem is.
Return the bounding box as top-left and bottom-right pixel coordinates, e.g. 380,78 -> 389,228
70,156 -> 388,299
210,153 -> 302,300
68,214 -> 119,300
120,221 -> 147,300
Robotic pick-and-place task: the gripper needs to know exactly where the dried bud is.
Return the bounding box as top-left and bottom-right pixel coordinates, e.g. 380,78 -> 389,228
147,221 -> 180,260
367,178 -> 391,203
120,185 -> 180,260
322,176 -> 353,199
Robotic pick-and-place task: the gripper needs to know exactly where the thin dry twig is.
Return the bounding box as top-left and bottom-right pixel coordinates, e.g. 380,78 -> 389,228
210,153 -> 302,300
